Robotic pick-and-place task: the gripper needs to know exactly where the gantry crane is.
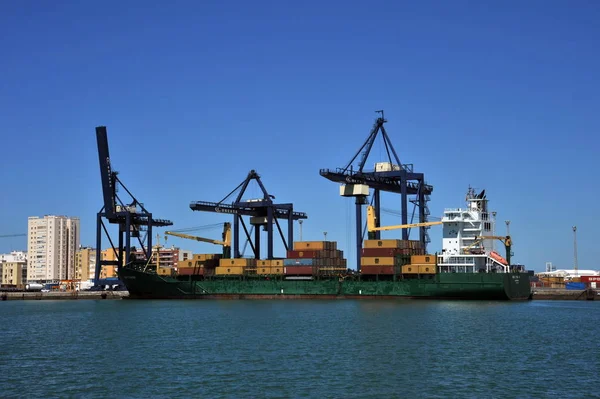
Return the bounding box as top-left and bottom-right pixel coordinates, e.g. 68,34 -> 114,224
95,126 -> 172,287
320,111 -> 433,271
165,223 -> 232,258
189,170 -> 307,259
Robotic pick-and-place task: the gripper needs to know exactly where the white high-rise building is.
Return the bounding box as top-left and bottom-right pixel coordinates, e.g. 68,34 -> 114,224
27,216 -> 80,282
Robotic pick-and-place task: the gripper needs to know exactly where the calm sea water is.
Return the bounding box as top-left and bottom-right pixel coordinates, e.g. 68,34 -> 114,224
1,299 -> 599,399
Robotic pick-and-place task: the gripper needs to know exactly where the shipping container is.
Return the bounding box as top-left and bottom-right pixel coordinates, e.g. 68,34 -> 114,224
215,266 -> 245,275
411,255 -> 436,265
193,253 -> 221,261
361,248 -> 405,258
177,267 -> 212,276
402,265 -> 419,274
293,241 -> 339,251
317,266 -> 347,274
394,254 -> 412,267
418,265 -> 436,274
190,259 -> 219,268
284,266 -> 314,275
257,260 -> 272,267
581,276 -> 600,283
157,266 -> 173,276
283,258 -> 315,266
287,250 -> 327,259
178,260 -> 194,268
270,259 -> 284,267
256,266 -> 284,275
360,256 -> 395,266
565,282 -> 586,290
293,241 -> 326,250
360,265 -> 396,275
219,258 -> 256,267
364,239 -> 404,249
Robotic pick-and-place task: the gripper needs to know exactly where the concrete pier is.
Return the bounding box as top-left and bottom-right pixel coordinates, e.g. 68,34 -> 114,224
532,288 -> 598,300
1,291 -> 129,300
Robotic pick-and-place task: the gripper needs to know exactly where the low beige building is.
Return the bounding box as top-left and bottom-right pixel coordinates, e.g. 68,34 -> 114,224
2,261 -> 27,286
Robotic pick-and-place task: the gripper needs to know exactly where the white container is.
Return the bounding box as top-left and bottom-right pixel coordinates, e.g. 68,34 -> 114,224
339,184 -> 369,197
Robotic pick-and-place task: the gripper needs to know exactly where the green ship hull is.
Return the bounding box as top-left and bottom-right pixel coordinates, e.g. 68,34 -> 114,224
118,267 -> 532,301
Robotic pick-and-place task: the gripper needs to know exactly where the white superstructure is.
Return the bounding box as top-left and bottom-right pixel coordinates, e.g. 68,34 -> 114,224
438,188 -> 511,273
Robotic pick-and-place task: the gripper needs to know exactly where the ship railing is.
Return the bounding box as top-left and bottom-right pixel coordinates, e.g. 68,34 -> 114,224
438,256 -> 476,264
437,265 -> 478,273
444,208 -> 462,212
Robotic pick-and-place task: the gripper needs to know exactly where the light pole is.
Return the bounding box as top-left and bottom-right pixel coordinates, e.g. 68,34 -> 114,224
324,231 -> 328,241
492,211 -> 497,251
573,226 -> 578,275
505,220 -> 510,236
299,220 -> 303,242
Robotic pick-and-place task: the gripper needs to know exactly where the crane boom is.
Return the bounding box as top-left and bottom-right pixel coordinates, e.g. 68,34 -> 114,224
165,222 -> 231,258
367,205 -> 442,232
164,231 -> 227,246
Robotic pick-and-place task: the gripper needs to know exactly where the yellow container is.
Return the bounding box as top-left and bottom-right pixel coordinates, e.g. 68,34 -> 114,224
402,265 -> 419,274
193,253 -> 221,261
157,266 -> 173,276
271,259 -> 283,267
418,265 -> 436,274
293,241 -> 326,250
411,255 -> 436,265
360,256 -> 395,266
219,258 -> 256,267
178,260 -> 194,268
364,239 -> 402,249
257,260 -> 272,267
215,266 -> 245,275
256,266 -> 284,275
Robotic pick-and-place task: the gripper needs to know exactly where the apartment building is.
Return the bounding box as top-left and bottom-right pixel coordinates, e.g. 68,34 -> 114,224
27,216 -> 80,282
74,247 -> 97,281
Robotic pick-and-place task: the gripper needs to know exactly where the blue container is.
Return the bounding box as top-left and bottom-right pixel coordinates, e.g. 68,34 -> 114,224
565,282 -> 586,290
283,258 -> 314,266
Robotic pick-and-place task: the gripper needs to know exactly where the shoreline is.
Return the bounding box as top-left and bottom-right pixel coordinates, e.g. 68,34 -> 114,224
2,288 -> 598,301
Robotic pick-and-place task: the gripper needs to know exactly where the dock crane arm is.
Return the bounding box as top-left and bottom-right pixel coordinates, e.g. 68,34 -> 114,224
367,205 -> 442,232
165,223 -> 231,258
464,235 -> 512,266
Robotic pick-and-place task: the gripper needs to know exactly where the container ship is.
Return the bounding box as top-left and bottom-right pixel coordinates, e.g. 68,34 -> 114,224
118,188 -> 532,300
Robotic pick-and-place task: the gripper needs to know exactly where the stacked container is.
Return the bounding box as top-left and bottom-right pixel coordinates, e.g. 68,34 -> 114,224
361,239 -> 427,275
256,259 -> 284,275
403,255 -> 436,274
284,241 -> 347,276
215,258 -> 257,275
177,253 -> 221,276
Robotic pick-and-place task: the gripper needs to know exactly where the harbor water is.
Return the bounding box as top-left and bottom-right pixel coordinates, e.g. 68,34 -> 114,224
1,299 -> 599,398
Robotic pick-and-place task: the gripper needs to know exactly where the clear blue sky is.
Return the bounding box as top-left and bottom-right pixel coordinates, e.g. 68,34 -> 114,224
1,0 -> 598,272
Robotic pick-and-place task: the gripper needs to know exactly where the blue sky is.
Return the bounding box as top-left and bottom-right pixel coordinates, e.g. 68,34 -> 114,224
1,0 -> 598,272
